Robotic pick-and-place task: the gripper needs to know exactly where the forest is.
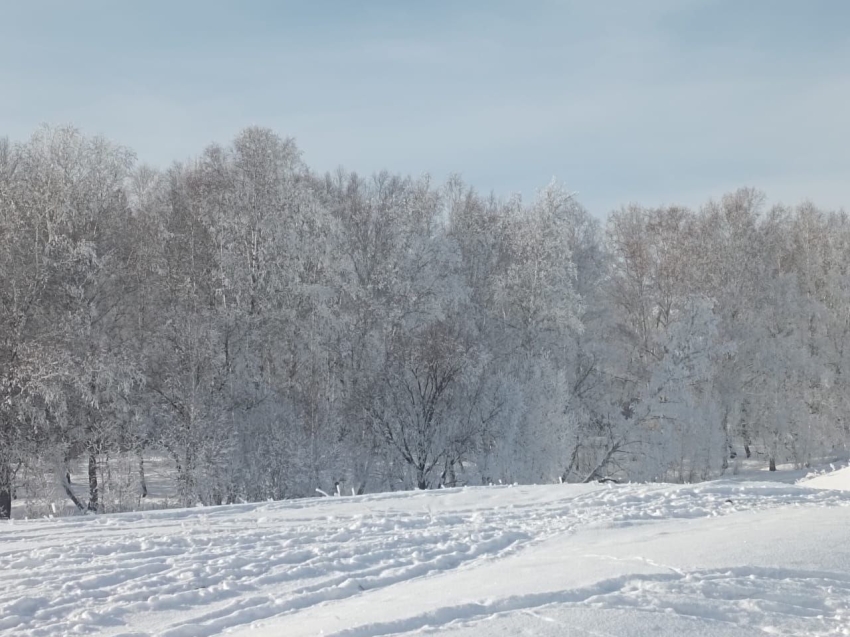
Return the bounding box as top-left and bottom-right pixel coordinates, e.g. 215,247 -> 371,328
1,125 -> 848,519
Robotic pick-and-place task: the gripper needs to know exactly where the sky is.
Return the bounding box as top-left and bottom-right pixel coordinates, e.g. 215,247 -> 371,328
2,0 -> 848,217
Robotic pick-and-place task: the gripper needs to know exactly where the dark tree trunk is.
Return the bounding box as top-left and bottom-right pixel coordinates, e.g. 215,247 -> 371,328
769,456 -> 777,472
139,455 -> 148,498
562,441 -> 581,483
61,472 -> 86,513
63,449 -> 73,486
417,465 -> 428,490
582,438 -> 625,484
87,453 -> 99,513
0,462 -> 12,520
744,444 -> 751,459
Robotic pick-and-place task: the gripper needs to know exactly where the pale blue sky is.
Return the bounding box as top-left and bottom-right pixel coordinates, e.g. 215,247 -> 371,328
2,1 -> 848,215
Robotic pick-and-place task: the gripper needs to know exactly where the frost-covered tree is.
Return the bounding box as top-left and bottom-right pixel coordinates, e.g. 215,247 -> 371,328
4,123 -> 850,519
0,127 -> 139,516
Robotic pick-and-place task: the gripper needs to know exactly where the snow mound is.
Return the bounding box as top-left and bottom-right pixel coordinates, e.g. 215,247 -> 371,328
801,464 -> 850,491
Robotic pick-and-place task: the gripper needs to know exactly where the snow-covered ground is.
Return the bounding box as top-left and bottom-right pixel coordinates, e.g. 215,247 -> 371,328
2,469 -> 850,637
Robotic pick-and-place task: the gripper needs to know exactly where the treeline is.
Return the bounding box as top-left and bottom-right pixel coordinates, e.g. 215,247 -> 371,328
1,125 -> 848,517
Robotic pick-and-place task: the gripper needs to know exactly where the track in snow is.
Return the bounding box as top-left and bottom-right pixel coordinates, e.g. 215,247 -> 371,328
1,480 -> 849,636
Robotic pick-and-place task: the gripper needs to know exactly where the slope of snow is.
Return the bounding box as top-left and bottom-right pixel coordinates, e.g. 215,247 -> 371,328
802,464 -> 850,492
1,480 -> 849,637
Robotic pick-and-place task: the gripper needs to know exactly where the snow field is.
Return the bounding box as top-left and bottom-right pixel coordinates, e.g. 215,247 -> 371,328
0,478 -> 849,636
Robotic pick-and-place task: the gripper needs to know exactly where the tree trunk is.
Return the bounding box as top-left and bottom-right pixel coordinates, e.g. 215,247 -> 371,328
87,453 -> 99,512
63,449 -> 73,486
769,456 -> 777,472
561,441 -> 581,483
416,465 -> 428,490
61,472 -> 87,513
138,455 -> 148,498
582,438 -> 624,484
0,462 -> 12,520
